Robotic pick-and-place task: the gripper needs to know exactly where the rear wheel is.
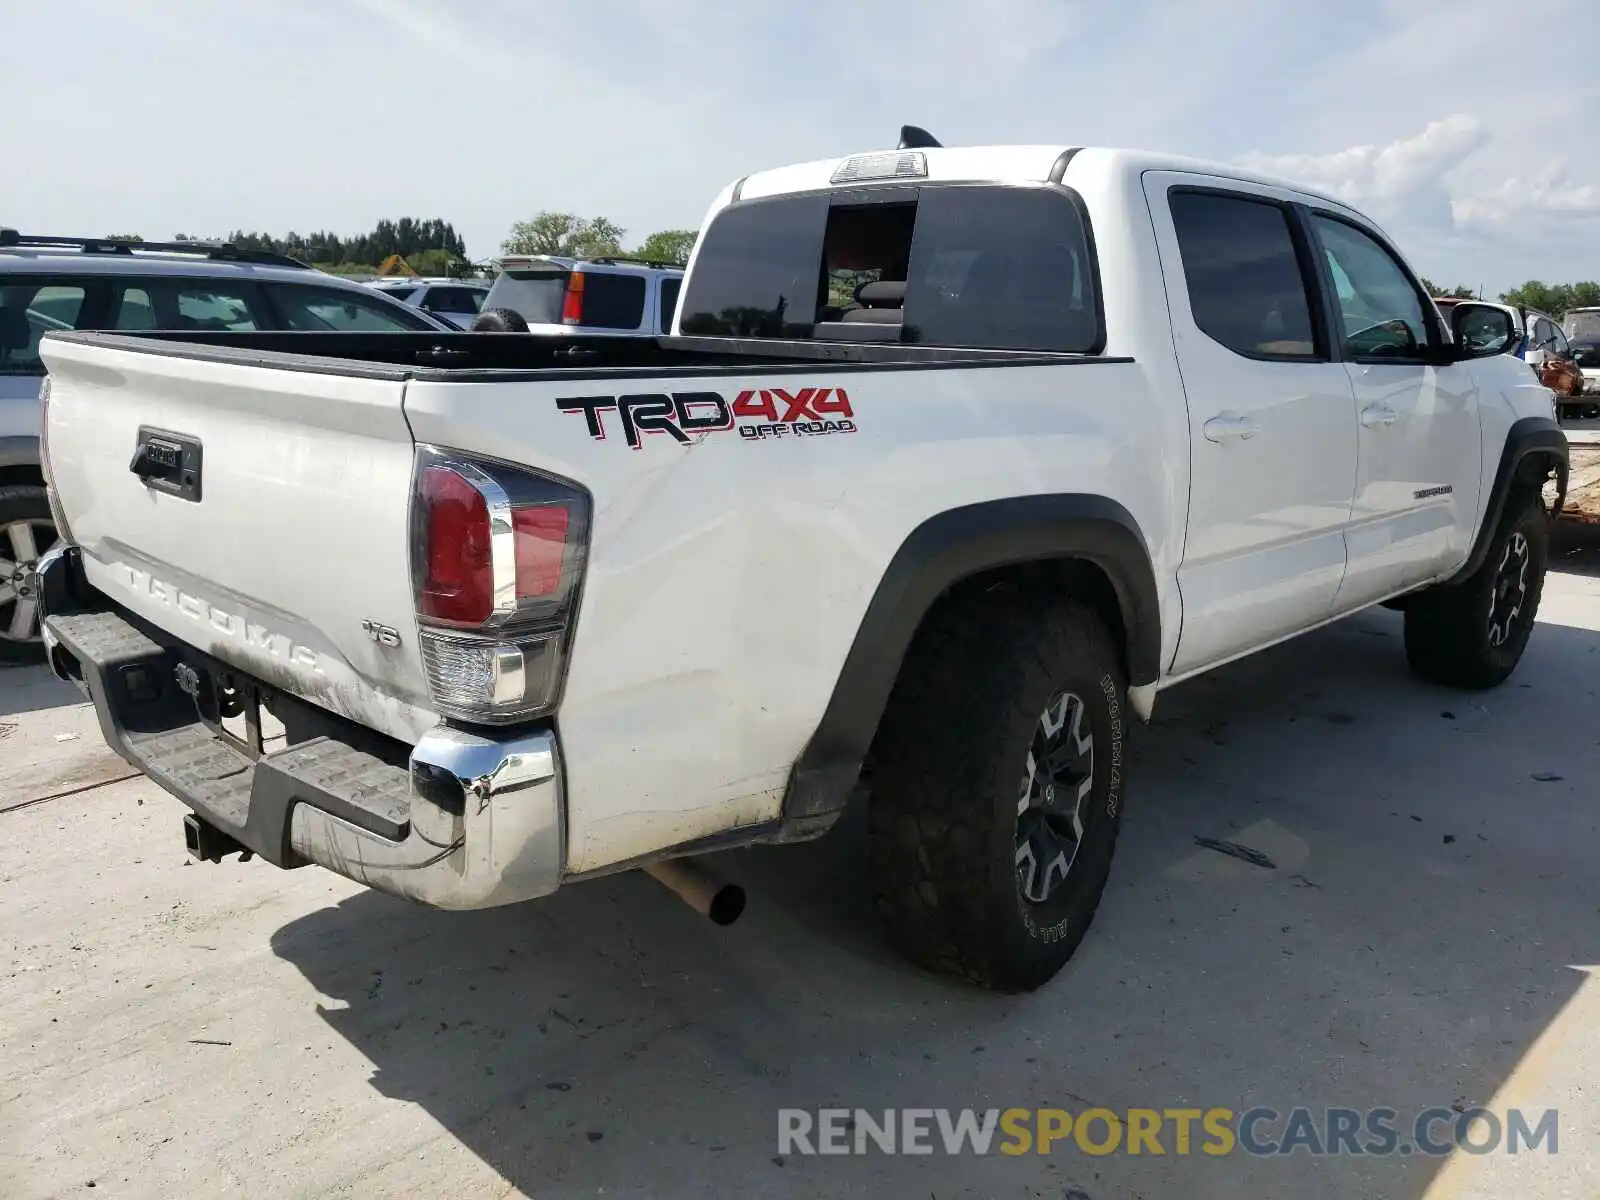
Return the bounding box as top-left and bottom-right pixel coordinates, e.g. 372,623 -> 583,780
0,485 -> 58,666
1403,496 -> 1549,689
868,590 -> 1128,992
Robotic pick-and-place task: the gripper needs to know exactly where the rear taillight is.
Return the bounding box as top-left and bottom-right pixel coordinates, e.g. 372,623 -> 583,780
418,466 -> 494,625
561,272 -> 585,325
512,506 -> 569,597
410,446 -> 590,725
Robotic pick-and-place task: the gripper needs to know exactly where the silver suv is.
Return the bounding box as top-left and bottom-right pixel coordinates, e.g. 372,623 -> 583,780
0,230 -> 450,663
481,255 -> 683,337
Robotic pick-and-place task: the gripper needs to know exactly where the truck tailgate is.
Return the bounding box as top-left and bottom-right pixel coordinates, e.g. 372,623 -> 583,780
39,335 -> 434,743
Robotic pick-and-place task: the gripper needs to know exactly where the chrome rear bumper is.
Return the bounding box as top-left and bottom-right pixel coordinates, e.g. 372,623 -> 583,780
291,723 -> 562,909
38,544 -> 564,910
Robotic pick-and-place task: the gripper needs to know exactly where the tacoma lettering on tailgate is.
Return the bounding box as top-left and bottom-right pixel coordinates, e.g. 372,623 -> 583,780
112,563 -> 325,674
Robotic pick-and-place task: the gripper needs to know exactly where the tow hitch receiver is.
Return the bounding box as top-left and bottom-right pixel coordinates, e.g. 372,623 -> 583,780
183,812 -> 253,863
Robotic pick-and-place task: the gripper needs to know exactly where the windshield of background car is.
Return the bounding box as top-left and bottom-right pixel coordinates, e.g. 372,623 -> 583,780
677,184 -> 1101,353
1567,311 -> 1600,343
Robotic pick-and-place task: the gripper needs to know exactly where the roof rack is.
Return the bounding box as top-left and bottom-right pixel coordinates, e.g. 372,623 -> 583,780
0,229 -> 312,269
580,255 -> 684,271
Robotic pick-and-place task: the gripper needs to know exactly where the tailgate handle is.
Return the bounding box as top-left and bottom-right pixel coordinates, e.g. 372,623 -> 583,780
130,427 -> 203,502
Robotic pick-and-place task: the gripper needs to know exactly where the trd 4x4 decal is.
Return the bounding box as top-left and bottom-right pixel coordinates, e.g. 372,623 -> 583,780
558,388 -> 856,449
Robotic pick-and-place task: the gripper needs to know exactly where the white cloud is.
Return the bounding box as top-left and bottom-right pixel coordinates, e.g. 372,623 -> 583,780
1241,115 -> 1488,218
6,0 -> 1600,293
1244,114 -> 1600,245
1452,175 -> 1600,228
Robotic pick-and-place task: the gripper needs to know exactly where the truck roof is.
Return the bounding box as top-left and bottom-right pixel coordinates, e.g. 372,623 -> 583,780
732,143 -> 1357,213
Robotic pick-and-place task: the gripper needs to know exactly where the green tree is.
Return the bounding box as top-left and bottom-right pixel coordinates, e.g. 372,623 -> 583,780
1567,282 -> 1600,311
1419,277 -> 1476,300
635,229 -> 697,266
105,233 -> 142,242
501,212 -> 625,258
222,219 -> 466,269
1497,283 -> 1574,320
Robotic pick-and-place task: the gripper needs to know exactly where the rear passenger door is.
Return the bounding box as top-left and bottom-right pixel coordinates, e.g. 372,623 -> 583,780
1144,174 -> 1360,675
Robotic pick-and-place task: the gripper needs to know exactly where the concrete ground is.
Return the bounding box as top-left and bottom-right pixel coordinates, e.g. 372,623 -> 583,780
3,537 -> 1598,1199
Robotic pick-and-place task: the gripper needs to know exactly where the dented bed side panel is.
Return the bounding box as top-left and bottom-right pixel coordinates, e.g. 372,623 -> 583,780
402,357 -> 1165,875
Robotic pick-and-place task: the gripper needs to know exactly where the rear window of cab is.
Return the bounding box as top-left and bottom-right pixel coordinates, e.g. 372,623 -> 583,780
677,183 -> 1102,354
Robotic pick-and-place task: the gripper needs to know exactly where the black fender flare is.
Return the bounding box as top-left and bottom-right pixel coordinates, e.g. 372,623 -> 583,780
777,494 -> 1161,836
1450,416 -> 1568,584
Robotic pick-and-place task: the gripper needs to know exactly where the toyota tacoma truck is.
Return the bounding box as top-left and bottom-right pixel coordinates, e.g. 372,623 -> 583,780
34,133 -> 1568,992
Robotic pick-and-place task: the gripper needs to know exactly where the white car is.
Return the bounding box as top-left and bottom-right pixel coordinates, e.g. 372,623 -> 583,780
366,278 -> 488,329
480,255 -> 683,337
36,136 -> 1566,992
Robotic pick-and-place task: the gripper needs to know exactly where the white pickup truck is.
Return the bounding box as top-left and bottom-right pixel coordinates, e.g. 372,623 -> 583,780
35,136 -> 1568,992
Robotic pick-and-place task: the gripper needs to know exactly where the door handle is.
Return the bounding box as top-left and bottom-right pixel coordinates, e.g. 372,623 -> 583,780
1360,404 -> 1398,428
1202,413 -> 1259,443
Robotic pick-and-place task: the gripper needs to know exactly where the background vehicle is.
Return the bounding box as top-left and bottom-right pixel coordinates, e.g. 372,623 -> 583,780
367,277 -> 489,329
0,230 -> 450,661
1436,296 -> 1586,413
36,139 -> 1566,993
1565,307 -> 1600,399
479,255 -> 682,338
1521,308 -> 1592,418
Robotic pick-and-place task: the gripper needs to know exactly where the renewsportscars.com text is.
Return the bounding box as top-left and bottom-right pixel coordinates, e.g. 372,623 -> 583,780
777,1106 -> 1560,1158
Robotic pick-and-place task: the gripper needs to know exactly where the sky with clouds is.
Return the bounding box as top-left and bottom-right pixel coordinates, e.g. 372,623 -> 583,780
4,0 -> 1598,296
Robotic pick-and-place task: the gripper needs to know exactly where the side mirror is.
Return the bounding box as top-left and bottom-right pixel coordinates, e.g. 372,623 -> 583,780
1449,302 -> 1518,359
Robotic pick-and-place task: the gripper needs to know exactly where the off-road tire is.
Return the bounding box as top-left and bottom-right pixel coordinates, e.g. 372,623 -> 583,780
868,590 -> 1128,992
0,485 -> 57,666
1403,496 -> 1549,689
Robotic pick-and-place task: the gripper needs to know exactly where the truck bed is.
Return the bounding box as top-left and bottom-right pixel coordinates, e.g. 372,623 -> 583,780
66,328 -> 1117,380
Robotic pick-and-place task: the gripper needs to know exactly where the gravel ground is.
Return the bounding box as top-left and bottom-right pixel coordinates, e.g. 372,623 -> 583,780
2,545 -> 1598,1199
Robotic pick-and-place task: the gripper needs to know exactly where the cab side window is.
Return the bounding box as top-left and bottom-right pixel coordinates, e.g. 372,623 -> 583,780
0,281 -> 93,375
658,277 -> 681,330
1169,191 -> 1320,360
109,279 -> 266,331
1311,216 -> 1432,360
1532,318 -> 1568,356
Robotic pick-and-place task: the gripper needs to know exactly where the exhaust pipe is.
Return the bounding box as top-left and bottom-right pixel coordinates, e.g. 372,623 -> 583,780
642,856 -> 746,926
